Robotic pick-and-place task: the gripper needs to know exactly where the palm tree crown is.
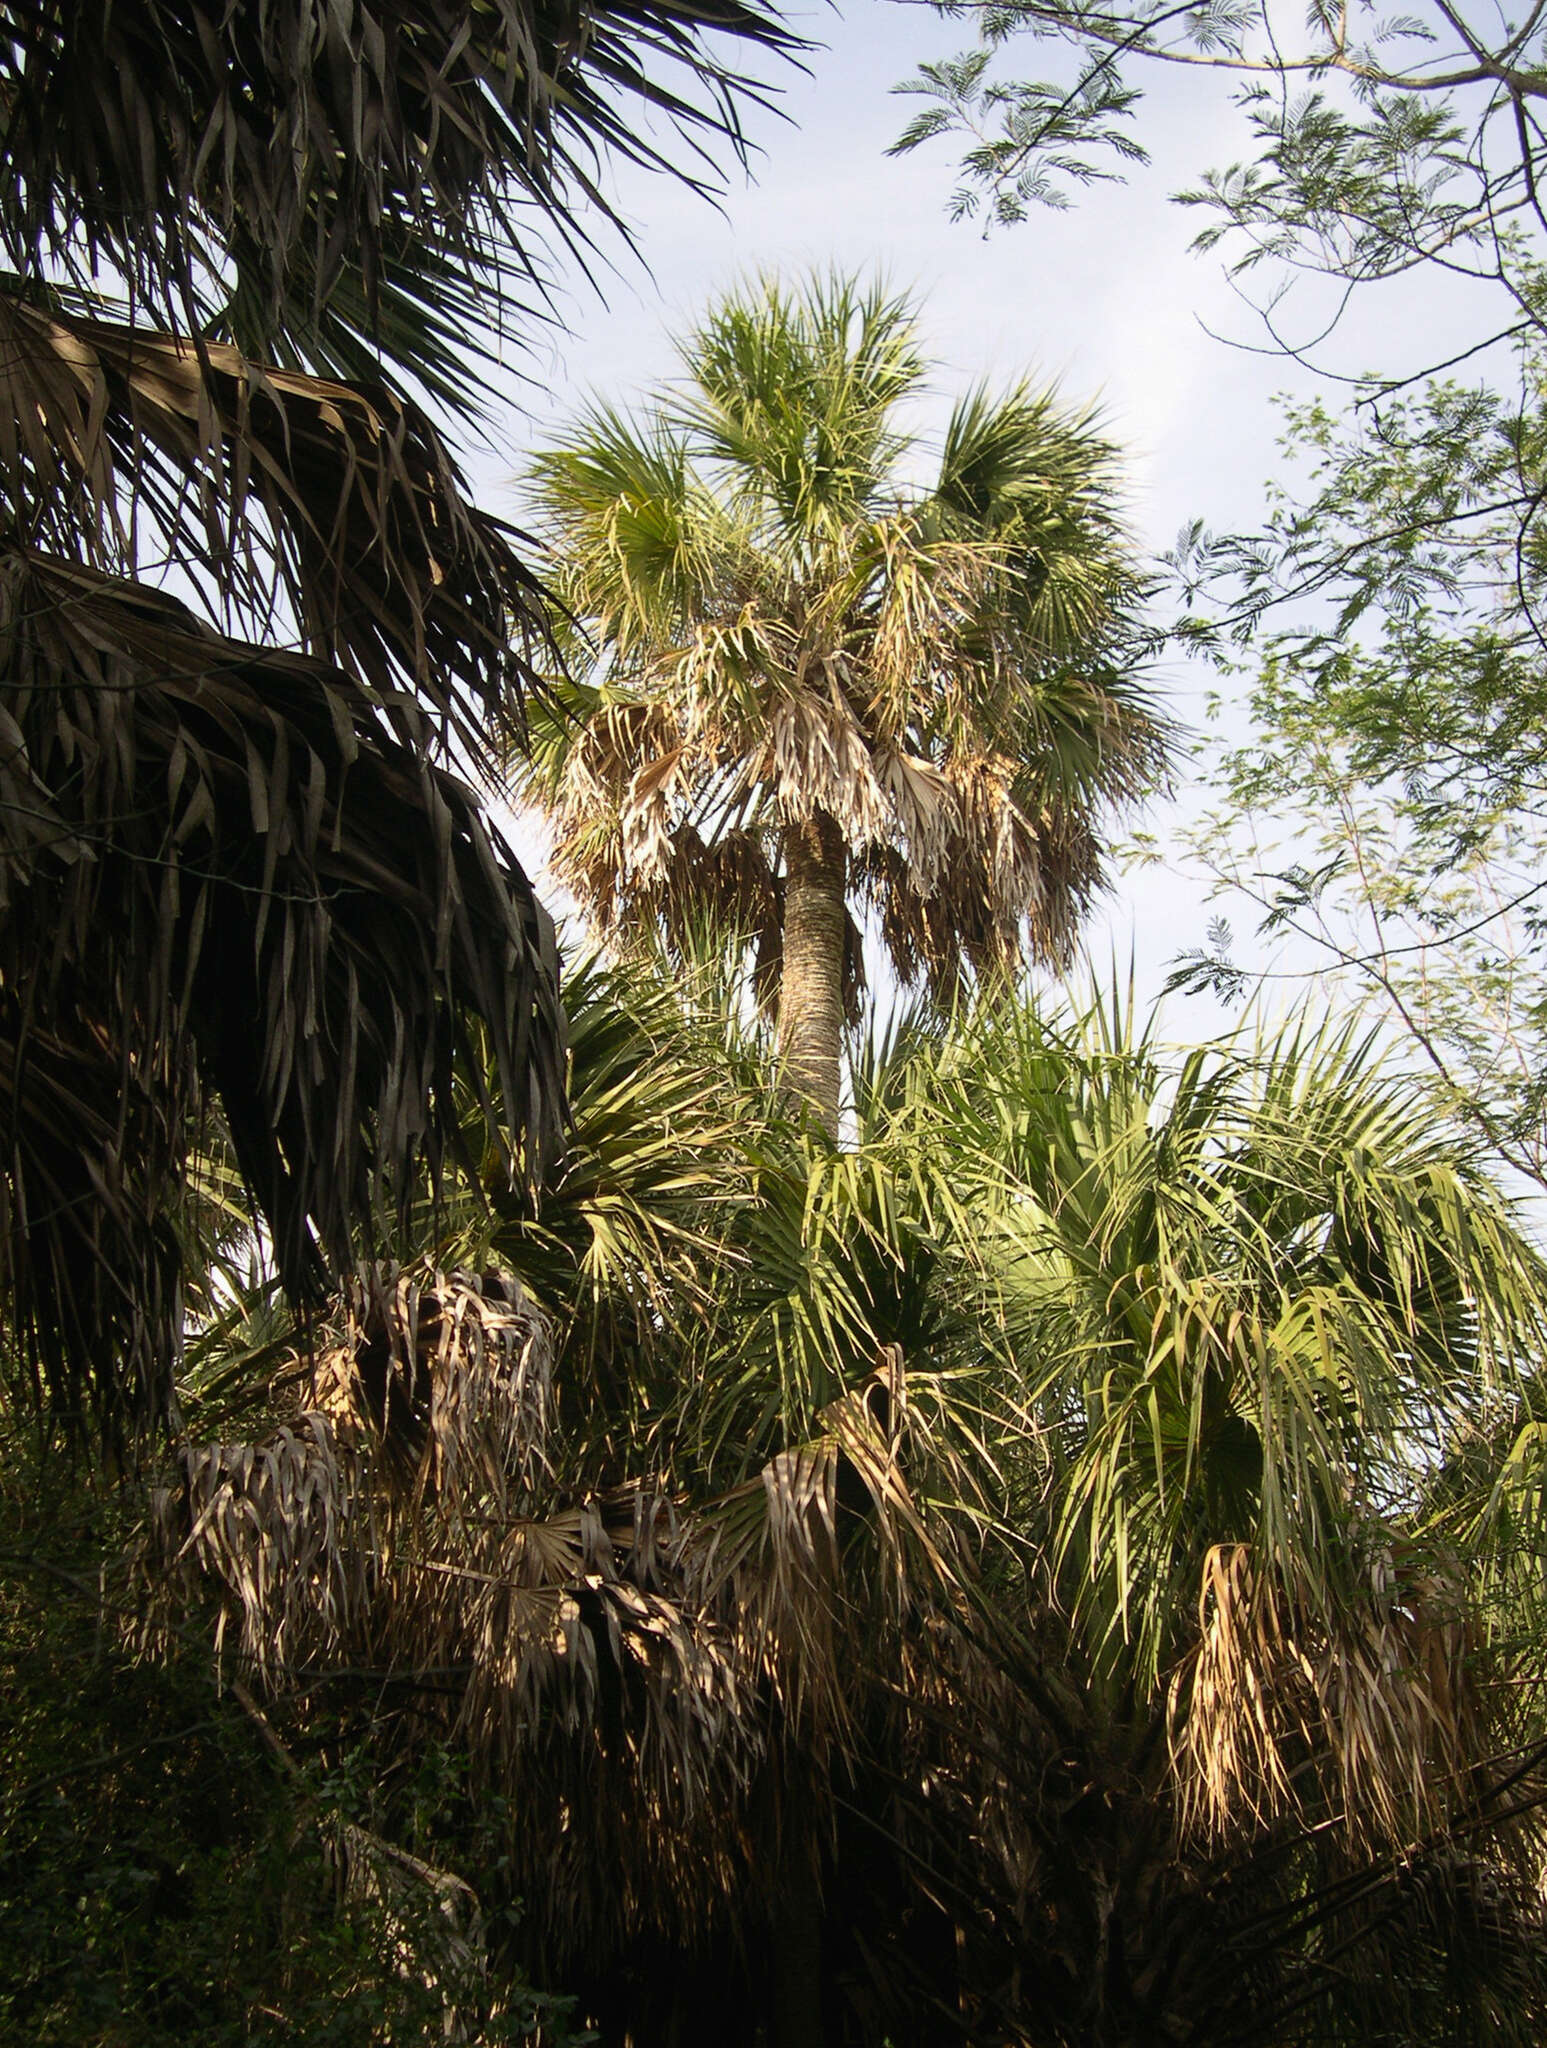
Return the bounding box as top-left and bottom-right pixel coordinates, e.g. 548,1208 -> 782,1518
0,0 -> 797,1441
521,271 -> 1171,1132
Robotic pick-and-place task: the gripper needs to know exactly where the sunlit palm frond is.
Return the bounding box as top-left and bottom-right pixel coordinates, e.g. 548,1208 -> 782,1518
132,972 -> 1547,2038
675,272 -> 928,538
138,1254 -> 1005,2006
932,991 -> 1547,1847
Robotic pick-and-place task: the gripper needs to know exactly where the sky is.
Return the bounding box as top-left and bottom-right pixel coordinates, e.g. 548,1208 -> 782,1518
475,0 -> 1499,1034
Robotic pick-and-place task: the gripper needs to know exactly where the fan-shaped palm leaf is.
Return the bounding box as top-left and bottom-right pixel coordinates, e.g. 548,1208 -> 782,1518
0,0 -> 802,1444
930,991 -> 1547,1850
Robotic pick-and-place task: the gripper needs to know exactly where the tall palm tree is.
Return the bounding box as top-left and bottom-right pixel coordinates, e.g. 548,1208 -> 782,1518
520,270 -> 1171,1134
0,0 -> 797,1441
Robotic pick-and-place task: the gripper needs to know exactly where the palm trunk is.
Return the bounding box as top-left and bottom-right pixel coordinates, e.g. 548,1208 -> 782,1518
771,1848 -> 826,2048
777,814 -> 846,1141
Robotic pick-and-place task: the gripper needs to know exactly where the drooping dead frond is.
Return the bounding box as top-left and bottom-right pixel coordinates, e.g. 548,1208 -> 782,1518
139,1309 -> 1009,1978
0,555 -> 563,1438
1169,1541 -> 1485,1851
138,1264 -> 764,1953
675,1353 -> 974,1761
327,1263 -> 556,1512
325,1819 -> 494,2046
129,995 -> 1547,2041
0,293 -> 551,742
141,1264 -> 557,1663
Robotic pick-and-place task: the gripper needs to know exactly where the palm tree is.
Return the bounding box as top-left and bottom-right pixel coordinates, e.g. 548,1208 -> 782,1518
520,270 -> 1171,1134
927,991 -> 1547,2041
0,0 -> 797,1441
139,964 -> 1547,2044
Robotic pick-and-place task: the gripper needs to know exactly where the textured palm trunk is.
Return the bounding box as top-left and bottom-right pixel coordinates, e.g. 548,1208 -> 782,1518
778,814 -> 846,1141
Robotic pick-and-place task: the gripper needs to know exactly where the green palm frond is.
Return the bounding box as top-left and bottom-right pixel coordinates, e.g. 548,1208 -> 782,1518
677,273 -> 927,540
930,990 -> 1547,1844
0,0 -> 802,402
936,380 -> 1118,529
532,405 -> 746,654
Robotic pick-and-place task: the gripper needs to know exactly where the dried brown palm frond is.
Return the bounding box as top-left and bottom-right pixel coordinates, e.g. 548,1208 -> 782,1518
856,761 -> 1107,996
139,1265 -> 763,1952
140,1265 -> 558,1663
0,552 -> 563,1438
0,1 -> 804,1453
0,292 -> 550,744
685,1354 -> 972,1744
1169,1540 -> 1486,1851
540,670 -> 1107,1008
130,1005 -> 1547,2040
0,1 -> 800,377
229,1663 -> 524,2045
138,1278 -> 1010,1984
325,1263 -> 556,1510
325,1818 -> 494,2045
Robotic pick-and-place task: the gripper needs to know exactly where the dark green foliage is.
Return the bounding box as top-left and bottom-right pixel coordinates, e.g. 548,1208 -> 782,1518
0,0 -> 799,1444
0,1454 -> 582,2044
0,555 -> 565,1445
0,0 -> 800,402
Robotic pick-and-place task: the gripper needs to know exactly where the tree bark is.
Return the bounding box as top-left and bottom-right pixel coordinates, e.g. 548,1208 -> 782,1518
778,814 -> 847,1141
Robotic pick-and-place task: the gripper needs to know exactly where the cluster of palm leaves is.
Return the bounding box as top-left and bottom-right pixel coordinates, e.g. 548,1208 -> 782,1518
142,952 -> 1547,2044
8,11 -> 1547,2040
0,0 -> 795,1440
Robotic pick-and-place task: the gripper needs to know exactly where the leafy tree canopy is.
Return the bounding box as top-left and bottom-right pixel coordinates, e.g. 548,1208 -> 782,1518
892,0 -> 1547,1187
1159,363 -> 1547,1188
891,0 -> 1547,382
